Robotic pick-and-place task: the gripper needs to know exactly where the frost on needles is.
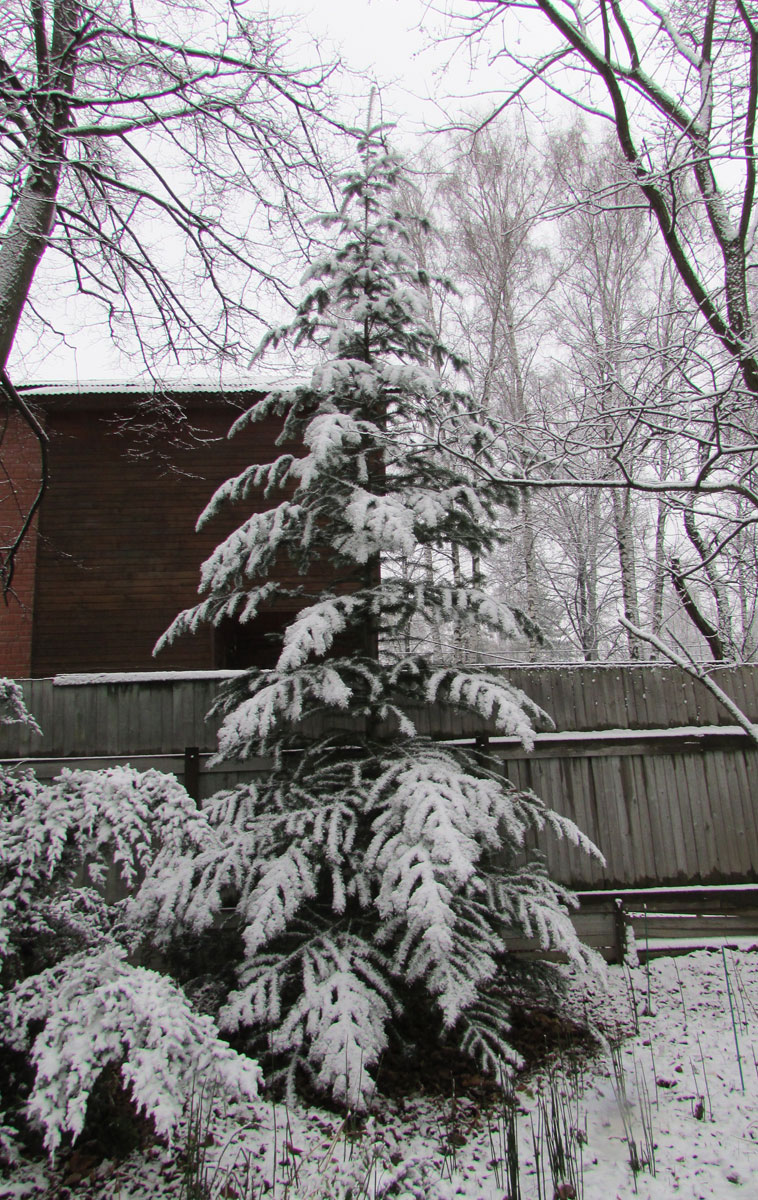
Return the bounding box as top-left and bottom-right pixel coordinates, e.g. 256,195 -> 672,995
0,763 -> 260,1160
154,129 -> 605,1108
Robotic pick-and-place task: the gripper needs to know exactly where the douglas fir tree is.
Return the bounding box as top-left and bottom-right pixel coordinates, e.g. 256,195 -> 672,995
153,129 -> 602,1107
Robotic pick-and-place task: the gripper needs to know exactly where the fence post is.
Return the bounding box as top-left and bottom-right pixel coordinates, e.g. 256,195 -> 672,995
184,746 -> 200,801
613,897 -> 628,964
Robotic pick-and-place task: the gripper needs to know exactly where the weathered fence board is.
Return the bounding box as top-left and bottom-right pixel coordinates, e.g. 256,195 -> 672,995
493,738 -> 758,888
12,738 -> 755,889
4,664 -> 758,759
570,888 -> 758,961
2,667 -> 758,891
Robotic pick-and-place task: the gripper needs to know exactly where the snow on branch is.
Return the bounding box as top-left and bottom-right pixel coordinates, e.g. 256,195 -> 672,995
620,616 -> 758,744
0,679 -> 41,734
4,950 -> 261,1155
426,668 -> 550,747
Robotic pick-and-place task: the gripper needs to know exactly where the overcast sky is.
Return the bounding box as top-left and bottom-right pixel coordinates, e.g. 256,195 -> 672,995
16,0 -> 558,384
266,0 -> 480,135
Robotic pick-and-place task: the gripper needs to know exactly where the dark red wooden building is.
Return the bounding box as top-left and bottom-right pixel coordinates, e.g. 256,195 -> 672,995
1,381 -> 333,677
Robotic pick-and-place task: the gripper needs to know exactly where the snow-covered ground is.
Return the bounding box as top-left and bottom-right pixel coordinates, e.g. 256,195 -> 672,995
4,948 -> 758,1199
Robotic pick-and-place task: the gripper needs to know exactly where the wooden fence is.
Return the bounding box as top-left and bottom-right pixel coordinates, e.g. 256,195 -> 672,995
2,665 -> 758,893
6,662 -> 758,755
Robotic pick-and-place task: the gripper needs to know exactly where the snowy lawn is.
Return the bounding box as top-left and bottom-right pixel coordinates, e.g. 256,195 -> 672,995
3,947 -> 758,1200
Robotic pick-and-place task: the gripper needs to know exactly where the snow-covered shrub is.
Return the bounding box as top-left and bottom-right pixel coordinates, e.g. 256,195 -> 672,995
0,753 -> 258,1160
153,127 -> 605,1110
0,765 -> 211,971
3,948 -> 261,1155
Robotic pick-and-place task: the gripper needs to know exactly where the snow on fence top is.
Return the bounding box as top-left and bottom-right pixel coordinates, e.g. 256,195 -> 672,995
2,663 -> 757,760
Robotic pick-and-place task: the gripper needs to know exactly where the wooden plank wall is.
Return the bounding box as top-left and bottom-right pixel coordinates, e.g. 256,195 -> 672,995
2,666 -> 757,890
4,663 -> 758,758
0,674 -> 228,758
495,736 -> 758,888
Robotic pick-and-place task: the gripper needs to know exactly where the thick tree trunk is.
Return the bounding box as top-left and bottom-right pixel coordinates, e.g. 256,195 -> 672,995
424,545 -> 443,657
668,556 -> 727,661
520,489 -> 540,659
451,542 -> 465,660
683,500 -> 736,659
0,182 -> 58,372
0,0 -> 78,371
576,557 -> 599,660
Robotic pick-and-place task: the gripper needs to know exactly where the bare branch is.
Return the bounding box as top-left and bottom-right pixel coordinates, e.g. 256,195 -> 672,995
620,615 -> 758,741
0,368 -> 48,597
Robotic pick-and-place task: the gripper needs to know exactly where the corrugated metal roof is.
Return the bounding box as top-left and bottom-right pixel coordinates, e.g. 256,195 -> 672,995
17,378 -> 272,396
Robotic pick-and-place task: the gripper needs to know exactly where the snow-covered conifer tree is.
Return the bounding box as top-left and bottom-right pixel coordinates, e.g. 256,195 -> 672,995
154,128 -> 602,1107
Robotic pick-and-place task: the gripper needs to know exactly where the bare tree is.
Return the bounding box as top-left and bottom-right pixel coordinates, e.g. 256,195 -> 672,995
430,124 -> 679,660
456,0 -> 758,396
436,1 -> 758,664
440,126 -> 557,636
0,0 -> 343,593
548,129 -> 661,654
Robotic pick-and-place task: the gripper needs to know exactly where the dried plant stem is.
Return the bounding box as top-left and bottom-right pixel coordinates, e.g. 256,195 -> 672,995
648,1040 -> 659,1109
673,958 -> 688,1032
697,1036 -> 715,1121
624,965 -> 640,1035
722,946 -> 746,1092
643,907 -> 654,1015
530,1110 -> 545,1200
634,1058 -> 656,1177
609,1041 -> 647,1189
499,1064 -> 522,1200
690,1058 -> 705,1119
728,949 -> 753,1028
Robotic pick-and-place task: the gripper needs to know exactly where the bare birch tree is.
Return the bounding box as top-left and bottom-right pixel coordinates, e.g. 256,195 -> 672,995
454,0 -> 758,395
440,127 -> 555,639
549,129 -> 659,656
437,0 -> 758,663
430,125 -> 672,659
